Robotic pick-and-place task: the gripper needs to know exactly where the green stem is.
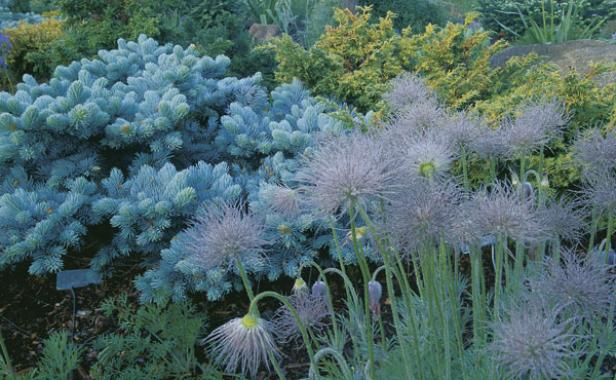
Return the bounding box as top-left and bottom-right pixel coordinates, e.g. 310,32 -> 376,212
519,156 -> 526,183
493,237 -> 505,320
268,350 -> 287,380
470,246 -> 485,347
356,206 -> 421,380
513,157 -> 527,285
437,240 -> 453,380
322,266 -> 362,356
236,260 -> 287,378
348,202 -> 376,379
538,241 -> 546,264
309,348 -> 353,380
236,258 -> 257,312
330,219 -> 349,279
606,211 -> 614,256
588,207 -> 599,254
0,329 -> 13,376
298,262 -> 341,342
538,146 -> 545,181
513,242 -> 524,289
461,147 -> 470,190
552,239 -> 561,263
249,291 -> 318,378
489,157 -> 497,183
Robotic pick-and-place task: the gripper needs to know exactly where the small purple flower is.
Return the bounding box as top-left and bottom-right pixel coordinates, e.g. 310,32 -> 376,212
0,32 -> 12,69
0,33 -> 12,49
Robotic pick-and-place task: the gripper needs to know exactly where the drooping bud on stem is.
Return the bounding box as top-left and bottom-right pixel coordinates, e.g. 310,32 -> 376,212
311,280 -> 328,299
368,280 -> 383,316
292,277 -> 308,296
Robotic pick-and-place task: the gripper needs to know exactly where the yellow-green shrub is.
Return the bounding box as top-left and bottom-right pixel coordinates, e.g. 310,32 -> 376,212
267,6 -> 615,189
267,6 -> 414,113
3,15 -> 65,83
267,10 -> 510,114
474,62 -> 616,188
405,14 -> 508,109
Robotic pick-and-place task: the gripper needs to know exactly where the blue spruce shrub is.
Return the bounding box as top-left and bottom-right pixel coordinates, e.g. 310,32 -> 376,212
0,178 -> 96,274
0,0 -> 43,30
137,81 -> 346,303
0,34 -> 354,302
91,161 -> 242,268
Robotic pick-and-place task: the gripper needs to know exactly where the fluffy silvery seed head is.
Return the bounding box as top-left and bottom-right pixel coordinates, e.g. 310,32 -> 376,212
205,314 -> 279,378
531,250 -> 615,321
573,129 -> 616,173
368,280 -> 383,315
296,132 -> 400,217
469,125 -> 509,158
383,73 -> 439,113
387,178 -> 462,251
490,301 -> 578,380
387,99 -> 447,135
581,169 -> 616,214
185,201 -> 269,273
273,292 -> 329,343
465,181 -> 544,243
394,131 -> 456,179
536,197 -> 587,243
501,99 -> 568,158
437,112 -> 484,149
262,184 -> 302,218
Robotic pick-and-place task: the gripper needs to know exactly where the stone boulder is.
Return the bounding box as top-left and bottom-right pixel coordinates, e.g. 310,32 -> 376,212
490,39 -> 616,74
249,23 -> 280,42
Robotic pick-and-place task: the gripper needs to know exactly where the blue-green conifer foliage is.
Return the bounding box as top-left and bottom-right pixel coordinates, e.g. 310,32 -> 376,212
0,35 -> 351,302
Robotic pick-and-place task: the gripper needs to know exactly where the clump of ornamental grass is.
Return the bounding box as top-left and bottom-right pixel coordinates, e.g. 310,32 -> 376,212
530,249 -> 615,321
204,314 -> 279,378
573,128 -> 616,173
490,300 -> 579,380
296,131 -> 400,217
184,201 -> 270,273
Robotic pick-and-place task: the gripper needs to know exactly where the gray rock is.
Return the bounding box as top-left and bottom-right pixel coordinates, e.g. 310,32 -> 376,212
490,39 -> 616,75
249,23 -> 280,42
